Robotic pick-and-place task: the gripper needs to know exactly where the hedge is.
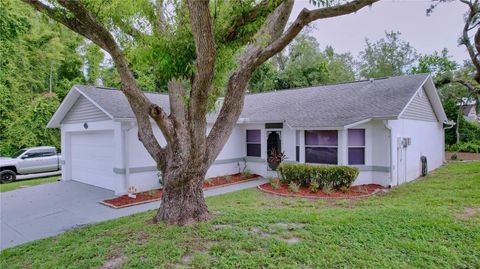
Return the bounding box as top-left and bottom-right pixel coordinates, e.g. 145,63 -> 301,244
278,163 -> 359,190
445,141 -> 480,153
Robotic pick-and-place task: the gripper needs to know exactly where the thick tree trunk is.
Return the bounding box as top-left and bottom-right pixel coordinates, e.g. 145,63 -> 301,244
154,167 -> 210,225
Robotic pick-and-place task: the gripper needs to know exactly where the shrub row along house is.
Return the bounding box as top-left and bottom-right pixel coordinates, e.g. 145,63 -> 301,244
48,74 -> 448,194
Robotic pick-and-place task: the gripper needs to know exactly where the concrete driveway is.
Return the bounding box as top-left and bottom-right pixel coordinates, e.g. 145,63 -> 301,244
0,178 -> 267,250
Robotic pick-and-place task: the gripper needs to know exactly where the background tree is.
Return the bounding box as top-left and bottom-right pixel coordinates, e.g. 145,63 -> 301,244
249,33 -> 356,92
322,45 -> 356,83
410,49 -> 458,80
358,31 -> 419,78
0,0 -> 85,155
21,0 -> 378,225
426,0 -> 480,145
84,43 -> 104,85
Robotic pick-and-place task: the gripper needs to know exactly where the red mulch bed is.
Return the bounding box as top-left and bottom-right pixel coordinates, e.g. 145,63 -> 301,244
101,173 -> 261,208
258,182 -> 384,199
202,173 -> 259,189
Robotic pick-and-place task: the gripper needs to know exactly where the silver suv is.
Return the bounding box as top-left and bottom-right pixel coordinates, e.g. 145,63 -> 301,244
0,146 -> 61,183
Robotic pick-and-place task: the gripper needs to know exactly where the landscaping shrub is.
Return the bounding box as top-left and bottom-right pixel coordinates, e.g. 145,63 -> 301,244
288,182 -> 300,193
278,163 -> 359,190
268,177 -> 280,190
309,181 -> 319,193
446,141 -> 480,153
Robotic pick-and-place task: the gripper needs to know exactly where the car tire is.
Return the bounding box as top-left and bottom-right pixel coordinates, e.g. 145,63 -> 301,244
0,170 -> 16,183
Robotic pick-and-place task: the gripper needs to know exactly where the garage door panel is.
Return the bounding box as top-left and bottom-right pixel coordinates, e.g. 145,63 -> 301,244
70,131 -> 116,191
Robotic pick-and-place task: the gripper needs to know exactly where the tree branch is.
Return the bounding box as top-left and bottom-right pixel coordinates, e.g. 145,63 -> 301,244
259,0 -> 379,62
454,79 -> 480,93
459,0 -> 480,83
167,79 -> 187,130
155,0 -> 167,34
222,0 -> 280,43
186,0 -> 216,161
112,17 -> 145,39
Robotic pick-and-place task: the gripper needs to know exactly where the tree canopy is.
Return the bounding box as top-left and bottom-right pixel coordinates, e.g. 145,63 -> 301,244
249,32 -> 355,92
358,31 -> 418,79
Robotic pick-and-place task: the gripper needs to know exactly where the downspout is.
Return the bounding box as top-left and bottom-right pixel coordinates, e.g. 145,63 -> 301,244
383,120 -> 393,188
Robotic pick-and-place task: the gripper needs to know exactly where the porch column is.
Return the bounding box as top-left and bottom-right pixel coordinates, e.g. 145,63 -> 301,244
299,130 -> 305,163
339,129 -> 348,165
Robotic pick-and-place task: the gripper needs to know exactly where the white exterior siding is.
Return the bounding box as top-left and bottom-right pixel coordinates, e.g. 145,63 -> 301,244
401,87 -> 438,122
388,119 -> 444,186
62,95 -> 110,124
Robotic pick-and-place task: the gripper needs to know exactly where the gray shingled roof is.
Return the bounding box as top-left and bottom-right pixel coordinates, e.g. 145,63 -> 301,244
75,74 -> 430,128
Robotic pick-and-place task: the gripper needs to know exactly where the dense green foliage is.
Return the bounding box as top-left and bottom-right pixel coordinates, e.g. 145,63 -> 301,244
443,99 -> 480,145
1,162 -> 479,268
249,33 -> 355,92
278,163 -> 359,189
446,141 -> 480,153
358,31 -> 418,79
0,0 -> 85,156
410,49 -> 458,79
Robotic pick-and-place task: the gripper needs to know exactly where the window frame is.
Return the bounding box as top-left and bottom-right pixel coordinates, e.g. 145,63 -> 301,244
246,129 -> 261,157
304,130 -> 338,165
347,129 -> 366,165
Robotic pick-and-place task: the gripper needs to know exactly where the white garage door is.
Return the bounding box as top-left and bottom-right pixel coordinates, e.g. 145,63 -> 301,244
70,131 -> 116,191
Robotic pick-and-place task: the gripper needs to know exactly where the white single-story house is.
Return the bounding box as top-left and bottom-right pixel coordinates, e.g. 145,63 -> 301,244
48,74 -> 448,194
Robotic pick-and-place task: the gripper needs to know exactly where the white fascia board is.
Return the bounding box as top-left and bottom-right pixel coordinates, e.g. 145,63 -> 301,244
47,88 -> 81,128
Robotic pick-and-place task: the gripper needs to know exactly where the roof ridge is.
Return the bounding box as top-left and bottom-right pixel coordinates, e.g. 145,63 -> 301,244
244,73 -> 429,97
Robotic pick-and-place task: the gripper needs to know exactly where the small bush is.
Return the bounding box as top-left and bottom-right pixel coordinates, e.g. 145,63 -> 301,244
224,175 -> 233,182
446,141 -> 480,153
322,182 -> 333,194
268,177 -> 280,189
309,181 -> 319,193
339,186 -> 349,193
243,169 -> 252,178
278,163 -> 359,190
288,182 -> 300,193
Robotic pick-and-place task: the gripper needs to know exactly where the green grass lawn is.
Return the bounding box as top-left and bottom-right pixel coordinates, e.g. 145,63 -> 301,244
1,162 -> 479,268
0,176 -> 60,192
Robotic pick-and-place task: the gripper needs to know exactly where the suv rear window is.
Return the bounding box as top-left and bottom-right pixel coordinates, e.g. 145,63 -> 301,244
12,149 -> 27,158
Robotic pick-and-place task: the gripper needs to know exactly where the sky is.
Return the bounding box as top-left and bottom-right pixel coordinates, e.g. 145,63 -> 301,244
291,0 -> 469,63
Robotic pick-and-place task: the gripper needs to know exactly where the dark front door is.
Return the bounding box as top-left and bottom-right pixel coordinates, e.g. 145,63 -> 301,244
267,131 -> 281,170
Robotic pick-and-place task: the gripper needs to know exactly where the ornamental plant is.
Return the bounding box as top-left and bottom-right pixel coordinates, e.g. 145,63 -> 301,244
278,163 -> 359,190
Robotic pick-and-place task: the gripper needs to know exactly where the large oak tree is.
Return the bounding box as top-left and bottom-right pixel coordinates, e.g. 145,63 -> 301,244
22,0 -> 378,225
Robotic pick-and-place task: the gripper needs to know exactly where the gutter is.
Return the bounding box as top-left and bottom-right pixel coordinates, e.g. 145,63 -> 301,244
443,120 -> 455,130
